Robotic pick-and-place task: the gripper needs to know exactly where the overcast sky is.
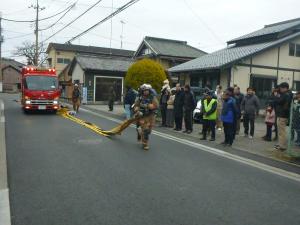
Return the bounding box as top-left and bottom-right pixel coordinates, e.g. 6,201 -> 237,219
1,0 -> 300,63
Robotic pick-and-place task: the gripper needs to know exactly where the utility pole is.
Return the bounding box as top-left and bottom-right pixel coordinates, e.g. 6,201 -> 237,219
0,11 -> 3,88
109,0 -> 113,55
120,20 -> 125,49
29,0 -> 45,66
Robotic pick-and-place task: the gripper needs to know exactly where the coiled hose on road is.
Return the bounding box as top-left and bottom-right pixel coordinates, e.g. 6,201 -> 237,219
57,107 -> 140,137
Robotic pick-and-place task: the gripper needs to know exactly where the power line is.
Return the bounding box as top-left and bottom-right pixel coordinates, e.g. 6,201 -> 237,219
46,0 -> 118,9
2,3 -> 76,23
183,0 -> 224,45
67,0 -> 141,43
61,23 -> 137,45
39,2 -> 76,31
5,33 -> 32,40
42,0 -> 104,43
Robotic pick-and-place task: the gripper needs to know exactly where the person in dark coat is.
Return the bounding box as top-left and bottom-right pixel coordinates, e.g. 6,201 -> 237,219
174,83 -> 185,131
183,84 -> 196,134
124,86 -> 137,119
274,82 -> 293,151
233,86 -> 244,135
241,87 -> 260,138
108,85 -> 116,111
226,87 -> 237,138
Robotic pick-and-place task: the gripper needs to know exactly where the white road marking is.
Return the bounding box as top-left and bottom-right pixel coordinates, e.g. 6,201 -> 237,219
76,106 -> 300,182
0,189 -> 11,225
0,101 -> 4,123
0,100 -> 11,225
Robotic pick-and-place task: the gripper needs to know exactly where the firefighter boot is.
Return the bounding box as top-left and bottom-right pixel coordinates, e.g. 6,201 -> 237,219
136,127 -> 142,142
143,129 -> 150,150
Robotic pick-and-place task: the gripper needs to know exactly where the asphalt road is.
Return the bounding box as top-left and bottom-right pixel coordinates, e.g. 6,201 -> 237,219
2,93 -> 300,225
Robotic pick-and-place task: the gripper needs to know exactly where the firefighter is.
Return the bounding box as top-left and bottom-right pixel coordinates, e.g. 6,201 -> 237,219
72,84 -> 81,113
134,84 -> 158,150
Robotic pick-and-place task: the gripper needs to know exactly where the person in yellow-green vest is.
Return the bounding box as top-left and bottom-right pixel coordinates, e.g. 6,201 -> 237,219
200,91 -> 218,141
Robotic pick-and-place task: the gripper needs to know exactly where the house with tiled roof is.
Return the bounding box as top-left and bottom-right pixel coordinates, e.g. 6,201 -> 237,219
134,36 -> 206,69
0,58 -> 25,92
169,18 -> 300,105
46,43 -> 135,102
67,55 -> 133,103
46,43 -> 135,75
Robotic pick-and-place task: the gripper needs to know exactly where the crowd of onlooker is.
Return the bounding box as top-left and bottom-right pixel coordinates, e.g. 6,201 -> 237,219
123,80 -> 300,151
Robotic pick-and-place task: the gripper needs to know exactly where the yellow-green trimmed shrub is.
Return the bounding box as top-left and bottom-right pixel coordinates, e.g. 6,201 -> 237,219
125,58 -> 167,93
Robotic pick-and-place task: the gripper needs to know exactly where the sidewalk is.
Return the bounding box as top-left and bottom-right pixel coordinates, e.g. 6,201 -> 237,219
82,104 -> 299,164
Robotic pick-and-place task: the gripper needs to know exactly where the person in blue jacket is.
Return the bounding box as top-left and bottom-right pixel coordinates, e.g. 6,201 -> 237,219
124,86 -> 137,119
221,91 -> 238,146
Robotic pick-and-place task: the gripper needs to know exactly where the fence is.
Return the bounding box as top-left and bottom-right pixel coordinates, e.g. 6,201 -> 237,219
287,100 -> 300,157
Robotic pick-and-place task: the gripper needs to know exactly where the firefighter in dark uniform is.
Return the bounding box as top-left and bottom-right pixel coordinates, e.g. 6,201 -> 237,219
134,84 -> 159,150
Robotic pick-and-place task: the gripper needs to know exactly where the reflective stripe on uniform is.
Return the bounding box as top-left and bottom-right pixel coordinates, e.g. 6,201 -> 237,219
203,99 -> 217,120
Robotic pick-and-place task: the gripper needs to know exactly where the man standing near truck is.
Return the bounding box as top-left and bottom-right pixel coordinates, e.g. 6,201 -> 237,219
72,84 -> 81,113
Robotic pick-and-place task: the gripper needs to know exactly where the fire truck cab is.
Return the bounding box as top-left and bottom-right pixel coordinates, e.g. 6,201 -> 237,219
21,66 -> 60,113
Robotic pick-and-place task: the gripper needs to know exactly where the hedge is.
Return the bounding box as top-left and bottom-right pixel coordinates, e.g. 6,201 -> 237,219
125,58 -> 167,93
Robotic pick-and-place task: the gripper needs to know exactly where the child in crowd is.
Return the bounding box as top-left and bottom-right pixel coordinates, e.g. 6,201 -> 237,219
264,105 -> 275,141
292,91 -> 300,146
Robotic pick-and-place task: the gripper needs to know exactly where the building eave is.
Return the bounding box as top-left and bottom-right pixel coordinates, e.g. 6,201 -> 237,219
169,31 -> 300,73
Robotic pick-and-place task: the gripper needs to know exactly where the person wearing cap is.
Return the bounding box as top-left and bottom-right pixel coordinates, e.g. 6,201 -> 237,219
274,82 -> 293,151
200,91 -> 218,141
72,83 -> 81,113
134,84 -> 159,150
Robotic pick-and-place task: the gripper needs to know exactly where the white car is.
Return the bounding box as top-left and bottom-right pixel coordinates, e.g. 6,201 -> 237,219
193,99 -> 203,123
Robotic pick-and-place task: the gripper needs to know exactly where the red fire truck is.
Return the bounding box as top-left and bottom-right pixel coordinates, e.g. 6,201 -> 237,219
21,66 -> 60,112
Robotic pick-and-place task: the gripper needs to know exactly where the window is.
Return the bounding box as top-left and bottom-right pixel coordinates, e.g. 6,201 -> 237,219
57,58 -> 71,64
64,58 -> 71,64
47,58 -> 52,67
289,43 -> 300,57
294,81 -> 300,91
142,48 -> 152,55
289,43 -> 295,56
57,58 -> 64,63
250,75 -> 277,107
296,44 -> 300,57
95,77 -> 123,102
24,76 -> 58,91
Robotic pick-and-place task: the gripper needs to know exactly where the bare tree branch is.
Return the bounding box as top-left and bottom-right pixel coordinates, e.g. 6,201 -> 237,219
13,41 -> 46,65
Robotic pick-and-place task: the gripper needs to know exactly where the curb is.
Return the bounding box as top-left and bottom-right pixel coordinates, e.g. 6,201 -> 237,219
68,103 -> 300,171
0,99 -> 11,225
65,103 -> 300,181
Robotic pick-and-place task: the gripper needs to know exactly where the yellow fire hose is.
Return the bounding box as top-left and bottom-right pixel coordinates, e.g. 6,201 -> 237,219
57,107 -> 140,137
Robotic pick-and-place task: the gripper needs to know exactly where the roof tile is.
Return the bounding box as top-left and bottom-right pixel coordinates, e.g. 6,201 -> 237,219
169,31 -> 300,72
